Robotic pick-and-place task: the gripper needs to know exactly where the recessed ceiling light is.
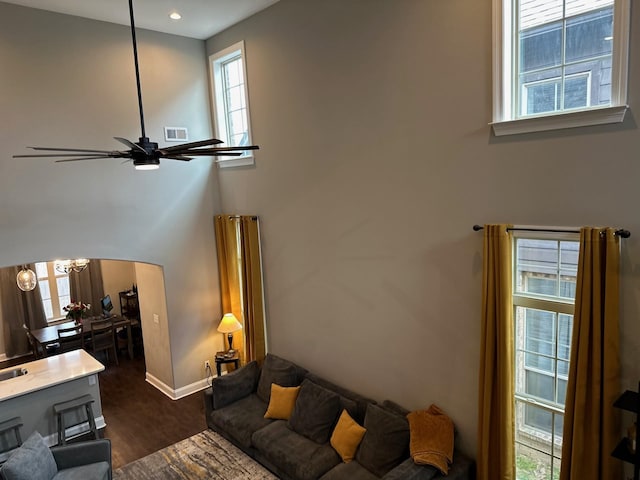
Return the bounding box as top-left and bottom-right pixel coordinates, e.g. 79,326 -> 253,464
169,11 -> 182,20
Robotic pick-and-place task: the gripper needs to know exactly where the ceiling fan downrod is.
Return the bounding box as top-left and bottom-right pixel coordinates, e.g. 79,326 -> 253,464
128,0 -> 147,143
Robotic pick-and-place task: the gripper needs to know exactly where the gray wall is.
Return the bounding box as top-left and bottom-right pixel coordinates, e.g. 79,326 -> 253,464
207,0 -> 640,456
0,3 -> 226,391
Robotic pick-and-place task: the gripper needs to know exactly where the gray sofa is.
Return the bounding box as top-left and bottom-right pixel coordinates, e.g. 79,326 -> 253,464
0,432 -> 112,480
204,354 -> 474,480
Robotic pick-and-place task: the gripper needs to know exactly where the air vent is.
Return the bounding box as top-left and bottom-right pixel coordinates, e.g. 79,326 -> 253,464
164,127 -> 188,142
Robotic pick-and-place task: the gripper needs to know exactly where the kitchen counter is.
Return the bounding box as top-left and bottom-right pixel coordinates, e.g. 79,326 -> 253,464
0,349 -> 105,449
0,349 -> 104,402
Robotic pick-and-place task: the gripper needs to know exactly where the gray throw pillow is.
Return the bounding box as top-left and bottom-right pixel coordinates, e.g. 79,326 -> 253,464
1,431 -> 58,480
288,379 -> 341,444
212,360 -> 259,409
256,354 -> 305,403
355,403 -> 410,477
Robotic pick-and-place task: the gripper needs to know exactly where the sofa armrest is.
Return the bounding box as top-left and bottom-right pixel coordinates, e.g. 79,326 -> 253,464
204,386 -> 214,419
382,452 -> 475,480
382,458 -> 439,480
444,451 -> 475,480
211,360 -> 260,410
51,439 -> 112,478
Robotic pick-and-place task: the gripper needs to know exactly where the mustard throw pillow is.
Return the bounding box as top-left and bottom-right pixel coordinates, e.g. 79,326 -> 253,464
330,409 -> 367,463
264,384 -> 301,420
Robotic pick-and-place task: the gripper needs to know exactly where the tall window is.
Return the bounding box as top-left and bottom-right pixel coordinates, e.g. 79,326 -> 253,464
210,41 -> 254,168
513,234 -> 578,480
35,262 -> 70,321
492,0 -> 630,135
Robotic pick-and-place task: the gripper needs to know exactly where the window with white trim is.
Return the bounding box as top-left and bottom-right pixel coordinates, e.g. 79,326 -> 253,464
513,233 -> 578,480
35,261 -> 71,322
210,41 -> 255,168
492,0 -> 630,136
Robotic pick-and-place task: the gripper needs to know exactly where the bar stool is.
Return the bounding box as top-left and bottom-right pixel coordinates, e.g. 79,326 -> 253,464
0,417 -> 22,455
52,394 -> 98,445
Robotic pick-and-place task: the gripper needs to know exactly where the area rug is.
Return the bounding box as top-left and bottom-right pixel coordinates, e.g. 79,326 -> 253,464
113,429 -> 279,479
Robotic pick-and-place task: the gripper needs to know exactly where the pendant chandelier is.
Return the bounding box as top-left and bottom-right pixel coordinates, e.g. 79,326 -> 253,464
16,266 -> 37,292
54,258 -> 90,274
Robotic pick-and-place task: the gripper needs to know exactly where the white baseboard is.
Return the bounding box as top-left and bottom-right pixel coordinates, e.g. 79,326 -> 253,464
145,372 -> 211,400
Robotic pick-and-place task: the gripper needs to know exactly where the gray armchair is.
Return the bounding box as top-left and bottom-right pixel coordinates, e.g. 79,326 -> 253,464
0,431 -> 111,480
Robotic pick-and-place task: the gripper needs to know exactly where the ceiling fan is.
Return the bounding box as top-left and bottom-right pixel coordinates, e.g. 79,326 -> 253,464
13,0 -> 258,171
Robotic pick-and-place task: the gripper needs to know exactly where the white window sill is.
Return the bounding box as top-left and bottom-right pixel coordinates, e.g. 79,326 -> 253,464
216,154 -> 255,169
491,105 -> 629,136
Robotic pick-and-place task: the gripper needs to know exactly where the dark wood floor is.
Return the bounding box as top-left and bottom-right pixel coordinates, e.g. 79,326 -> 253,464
98,354 -> 208,469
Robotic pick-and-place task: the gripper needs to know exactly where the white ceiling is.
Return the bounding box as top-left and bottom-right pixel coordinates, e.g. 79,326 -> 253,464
1,0 -> 279,40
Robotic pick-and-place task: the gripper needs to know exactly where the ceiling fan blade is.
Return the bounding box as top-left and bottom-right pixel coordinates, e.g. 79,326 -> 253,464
168,145 -> 258,154
27,147 -> 117,154
114,137 -> 147,153
54,156 -> 117,162
160,138 -> 224,153
13,153 -> 113,158
181,151 -> 243,157
163,155 -> 193,161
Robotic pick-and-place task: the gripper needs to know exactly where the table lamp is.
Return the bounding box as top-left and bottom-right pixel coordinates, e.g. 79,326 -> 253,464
217,313 -> 242,353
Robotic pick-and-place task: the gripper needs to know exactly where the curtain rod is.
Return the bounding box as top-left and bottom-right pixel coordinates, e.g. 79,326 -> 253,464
472,224 -> 631,238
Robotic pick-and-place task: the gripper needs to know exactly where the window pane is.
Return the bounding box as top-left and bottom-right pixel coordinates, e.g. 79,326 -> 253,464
59,295 -> 70,314
226,85 -> 245,112
565,8 -> 613,63
35,262 -> 48,278
56,277 -> 69,298
557,378 -> 568,405
520,21 -> 562,72
563,74 -> 590,109
229,110 -> 247,137
526,370 -> 555,402
525,352 -> 554,372
516,239 -> 561,293
224,57 -> 242,87
516,442 -> 551,480
42,299 -> 53,320
38,280 -> 51,300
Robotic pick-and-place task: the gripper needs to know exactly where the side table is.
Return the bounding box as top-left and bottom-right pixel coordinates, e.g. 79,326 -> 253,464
215,351 -> 239,377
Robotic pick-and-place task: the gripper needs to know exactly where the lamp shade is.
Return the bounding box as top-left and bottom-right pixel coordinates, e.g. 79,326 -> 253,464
217,313 -> 242,333
16,266 -> 37,292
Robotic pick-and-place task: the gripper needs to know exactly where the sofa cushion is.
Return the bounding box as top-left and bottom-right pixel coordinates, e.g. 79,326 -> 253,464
289,379 -> 342,444
51,462 -> 110,480
356,404 -> 410,477
264,384 -> 301,420
319,461 -> 380,480
330,409 -> 366,463
256,354 -> 307,404
1,431 -> 58,480
305,373 -> 376,424
212,360 -> 259,409
252,420 -> 340,480
209,394 -> 272,450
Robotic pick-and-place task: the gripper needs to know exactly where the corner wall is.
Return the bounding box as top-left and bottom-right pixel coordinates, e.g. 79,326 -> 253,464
0,3 -> 225,392
207,0 -> 640,457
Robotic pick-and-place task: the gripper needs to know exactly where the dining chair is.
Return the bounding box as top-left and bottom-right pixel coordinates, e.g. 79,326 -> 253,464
57,324 -> 85,353
22,324 -> 59,358
88,320 -> 118,366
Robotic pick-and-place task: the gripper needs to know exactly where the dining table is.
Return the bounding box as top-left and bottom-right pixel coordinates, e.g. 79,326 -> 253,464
30,315 -> 137,360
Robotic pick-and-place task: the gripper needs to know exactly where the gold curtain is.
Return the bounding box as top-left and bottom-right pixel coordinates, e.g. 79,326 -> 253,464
214,215 -> 266,365
477,224 -> 515,480
559,228 -> 621,480
69,260 -> 105,317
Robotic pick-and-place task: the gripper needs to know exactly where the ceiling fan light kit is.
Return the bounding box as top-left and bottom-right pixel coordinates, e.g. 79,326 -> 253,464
13,0 -> 258,170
